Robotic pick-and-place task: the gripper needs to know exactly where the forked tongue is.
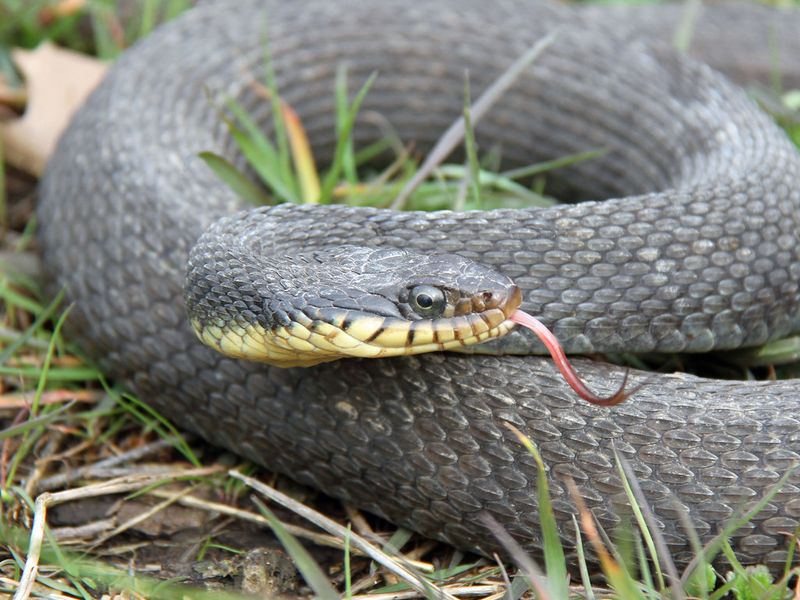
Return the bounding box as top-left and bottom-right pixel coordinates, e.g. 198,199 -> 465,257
511,310 -> 636,406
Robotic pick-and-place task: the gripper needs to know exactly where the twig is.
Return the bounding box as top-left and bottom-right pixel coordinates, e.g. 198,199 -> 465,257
349,571 -> 384,595
0,389 -> 102,409
0,326 -> 51,351
389,31 -> 558,210
23,430 -> 65,497
147,488 -> 354,554
35,436 -> 94,466
36,439 -> 175,491
88,483 -> 201,549
351,585 -> 504,600
230,469 -> 457,600
1,576 -> 75,600
14,470 -> 215,600
50,518 -> 116,541
344,504 -> 376,539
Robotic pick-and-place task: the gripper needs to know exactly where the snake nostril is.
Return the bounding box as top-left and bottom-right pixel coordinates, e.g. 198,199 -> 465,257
473,290 -> 499,311
480,287 -> 522,314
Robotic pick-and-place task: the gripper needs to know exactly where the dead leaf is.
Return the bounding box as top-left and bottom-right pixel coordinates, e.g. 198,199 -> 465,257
0,42 -> 107,176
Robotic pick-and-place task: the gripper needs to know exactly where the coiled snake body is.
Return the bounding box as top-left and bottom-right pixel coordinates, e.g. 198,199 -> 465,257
39,0 -> 800,567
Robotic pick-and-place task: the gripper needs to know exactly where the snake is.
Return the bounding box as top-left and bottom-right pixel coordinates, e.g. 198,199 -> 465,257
38,0 -> 800,569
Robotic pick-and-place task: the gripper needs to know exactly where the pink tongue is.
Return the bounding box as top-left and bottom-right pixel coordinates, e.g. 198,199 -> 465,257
510,310 -> 632,406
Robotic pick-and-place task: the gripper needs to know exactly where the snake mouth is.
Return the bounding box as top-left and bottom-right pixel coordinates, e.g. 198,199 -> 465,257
192,286 -> 523,368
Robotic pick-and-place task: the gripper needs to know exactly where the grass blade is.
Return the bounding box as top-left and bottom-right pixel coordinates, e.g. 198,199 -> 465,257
198,151 -> 272,206
0,365 -> 100,381
565,476 -> 646,600
0,289 -> 64,365
680,465 -> 798,585
0,278 -> 45,316
0,402 -> 74,441
673,0 -> 702,54
262,33 -> 295,194
504,424 -> 568,598
390,31 -> 558,210
614,451 -> 673,593
572,516 -> 595,600
0,135 -> 5,231
480,513 -> 553,600
319,72 -> 378,204
224,98 -> 299,203
251,496 -> 339,600
113,390 -> 201,467
501,148 -> 608,180
336,65 -> 358,184
463,74 -> 482,209
138,0 -> 157,38
727,335 -> 800,367
230,470 -> 453,600
282,102 -> 321,203
29,304 -> 73,416
436,164 -> 554,206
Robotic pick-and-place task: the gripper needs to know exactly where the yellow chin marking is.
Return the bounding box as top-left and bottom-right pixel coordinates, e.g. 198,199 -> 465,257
433,325 -> 456,344
408,321 -> 435,346
370,323 -> 413,348
286,336 -> 316,352
452,316 -> 476,340
191,307 -> 515,368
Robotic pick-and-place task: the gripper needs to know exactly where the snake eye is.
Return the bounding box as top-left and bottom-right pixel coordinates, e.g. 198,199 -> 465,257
409,285 -> 446,318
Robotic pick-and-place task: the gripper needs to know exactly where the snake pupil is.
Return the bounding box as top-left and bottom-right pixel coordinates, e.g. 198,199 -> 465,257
409,285 -> 446,317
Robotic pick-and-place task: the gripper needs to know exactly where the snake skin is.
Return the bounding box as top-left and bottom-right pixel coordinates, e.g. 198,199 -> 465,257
39,0 -> 800,568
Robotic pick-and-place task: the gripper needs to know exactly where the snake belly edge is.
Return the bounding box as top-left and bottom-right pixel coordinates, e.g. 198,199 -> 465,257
38,0 -> 800,568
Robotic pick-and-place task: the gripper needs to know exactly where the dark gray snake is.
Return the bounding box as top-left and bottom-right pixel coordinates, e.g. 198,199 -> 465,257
39,0 -> 800,568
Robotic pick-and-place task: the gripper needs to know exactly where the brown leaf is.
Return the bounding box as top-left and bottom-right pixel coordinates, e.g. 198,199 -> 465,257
0,42 -> 107,176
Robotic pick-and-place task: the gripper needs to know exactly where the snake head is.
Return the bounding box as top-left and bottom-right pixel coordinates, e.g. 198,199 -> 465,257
186,243 -> 521,367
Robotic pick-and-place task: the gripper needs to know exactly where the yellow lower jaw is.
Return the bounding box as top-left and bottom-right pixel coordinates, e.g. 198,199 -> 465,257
192,312 -> 516,368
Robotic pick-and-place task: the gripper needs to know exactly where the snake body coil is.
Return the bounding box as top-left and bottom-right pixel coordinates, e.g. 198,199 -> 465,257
39,0 -> 800,567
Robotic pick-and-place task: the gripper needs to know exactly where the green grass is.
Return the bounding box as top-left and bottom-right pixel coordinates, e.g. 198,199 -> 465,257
2,2 -> 800,599
778,90 -> 800,146
0,0 -> 192,58
201,68 -> 581,212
